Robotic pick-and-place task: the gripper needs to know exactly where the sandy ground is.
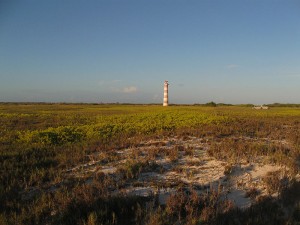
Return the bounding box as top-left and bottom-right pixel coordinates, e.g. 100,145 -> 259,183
23,135 -> 291,208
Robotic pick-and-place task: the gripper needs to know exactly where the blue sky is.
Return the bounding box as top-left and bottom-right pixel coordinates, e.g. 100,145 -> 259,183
0,0 -> 300,104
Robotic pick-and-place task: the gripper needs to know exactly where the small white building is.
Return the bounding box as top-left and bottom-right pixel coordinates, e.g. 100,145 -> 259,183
253,105 -> 269,110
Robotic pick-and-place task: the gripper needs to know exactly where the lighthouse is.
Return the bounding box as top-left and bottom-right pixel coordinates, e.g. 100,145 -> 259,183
163,80 -> 169,106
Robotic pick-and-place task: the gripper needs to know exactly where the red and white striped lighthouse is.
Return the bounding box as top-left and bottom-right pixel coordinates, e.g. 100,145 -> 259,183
163,80 -> 169,106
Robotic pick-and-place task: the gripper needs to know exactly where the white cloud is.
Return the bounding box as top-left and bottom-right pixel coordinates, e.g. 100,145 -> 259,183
226,64 -> 239,69
123,86 -> 138,93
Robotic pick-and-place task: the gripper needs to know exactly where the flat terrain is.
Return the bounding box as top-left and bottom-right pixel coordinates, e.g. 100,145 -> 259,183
1,104 -> 300,224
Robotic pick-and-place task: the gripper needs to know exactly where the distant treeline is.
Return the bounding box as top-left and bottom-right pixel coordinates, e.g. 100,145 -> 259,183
192,102 -> 234,107
267,103 -> 300,107
1,102 -> 300,107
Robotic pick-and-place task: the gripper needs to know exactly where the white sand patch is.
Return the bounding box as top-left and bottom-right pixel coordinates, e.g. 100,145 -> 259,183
125,186 -> 155,197
226,189 -> 251,208
58,135 -> 292,209
251,164 -> 283,179
122,186 -> 176,205
100,166 -> 117,174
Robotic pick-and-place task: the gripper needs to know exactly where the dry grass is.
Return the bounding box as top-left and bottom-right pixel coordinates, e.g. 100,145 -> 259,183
1,104 -> 300,224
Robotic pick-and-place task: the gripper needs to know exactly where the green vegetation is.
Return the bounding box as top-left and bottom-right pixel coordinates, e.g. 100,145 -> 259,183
1,103 -> 300,224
